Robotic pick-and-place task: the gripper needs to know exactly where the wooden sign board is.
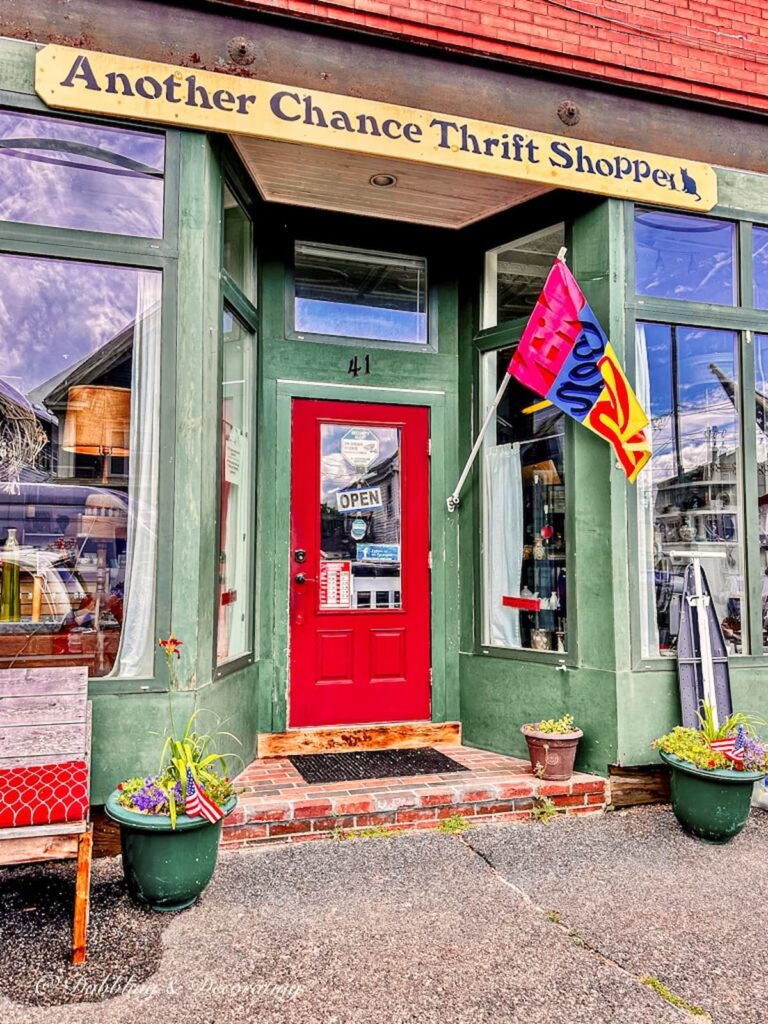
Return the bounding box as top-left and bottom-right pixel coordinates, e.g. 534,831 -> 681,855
35,45 -> 718,211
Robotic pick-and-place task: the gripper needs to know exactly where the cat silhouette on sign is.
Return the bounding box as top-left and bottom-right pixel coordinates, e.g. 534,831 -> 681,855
680,167 -> 702,202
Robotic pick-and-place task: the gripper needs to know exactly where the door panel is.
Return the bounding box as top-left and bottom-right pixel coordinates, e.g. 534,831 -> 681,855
289,399 -> 431,727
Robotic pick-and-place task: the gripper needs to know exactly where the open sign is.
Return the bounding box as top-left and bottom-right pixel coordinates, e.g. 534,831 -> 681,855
336,486 -> 383,513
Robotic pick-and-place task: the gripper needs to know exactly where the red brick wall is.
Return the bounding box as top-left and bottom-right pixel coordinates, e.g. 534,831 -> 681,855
230,0 -> 768,112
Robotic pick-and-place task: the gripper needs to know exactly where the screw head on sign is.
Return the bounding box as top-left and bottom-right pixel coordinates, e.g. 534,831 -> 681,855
557,100 -> 581,126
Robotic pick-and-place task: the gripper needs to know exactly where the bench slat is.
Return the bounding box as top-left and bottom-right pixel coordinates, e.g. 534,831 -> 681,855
0,722 -> 88,759
0,833 -> 80,865
0,695 -> 86,727
0,667 -> 88,698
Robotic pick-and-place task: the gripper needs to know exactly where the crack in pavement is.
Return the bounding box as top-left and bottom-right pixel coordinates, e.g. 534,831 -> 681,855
457,830 -> 704,1021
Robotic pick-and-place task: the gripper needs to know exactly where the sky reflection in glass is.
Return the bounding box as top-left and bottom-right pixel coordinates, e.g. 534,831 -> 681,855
0,110 -> 164,237
635,209 -> 735,306
0,254 -> 148,401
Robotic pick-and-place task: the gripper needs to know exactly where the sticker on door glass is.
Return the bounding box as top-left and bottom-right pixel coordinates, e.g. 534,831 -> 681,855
319,560 -> 352,610
340,428 -> 380,471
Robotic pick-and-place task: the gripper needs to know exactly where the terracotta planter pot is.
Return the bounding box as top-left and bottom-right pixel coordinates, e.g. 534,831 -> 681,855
521,726 -> 583,780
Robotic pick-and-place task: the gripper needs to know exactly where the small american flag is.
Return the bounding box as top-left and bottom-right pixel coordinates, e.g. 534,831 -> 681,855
185,766 -> 224,824
711,727 -> 746,766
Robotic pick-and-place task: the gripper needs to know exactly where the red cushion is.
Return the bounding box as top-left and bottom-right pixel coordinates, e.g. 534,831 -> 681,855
0,761 -> 89,828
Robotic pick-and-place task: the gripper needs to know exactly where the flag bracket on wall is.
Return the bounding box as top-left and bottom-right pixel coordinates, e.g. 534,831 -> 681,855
446,249 -> 651,512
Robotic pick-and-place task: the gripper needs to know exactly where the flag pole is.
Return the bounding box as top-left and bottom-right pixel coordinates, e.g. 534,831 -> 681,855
447,372 -> 512,511
446,247 -> 567,512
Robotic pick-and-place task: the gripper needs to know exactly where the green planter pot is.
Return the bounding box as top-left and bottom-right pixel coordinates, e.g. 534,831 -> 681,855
659,749 -> 765,844
105,790 -> 237,911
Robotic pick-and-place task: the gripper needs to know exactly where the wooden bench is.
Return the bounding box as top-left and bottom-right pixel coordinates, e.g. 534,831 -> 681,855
0,667 -> 93,964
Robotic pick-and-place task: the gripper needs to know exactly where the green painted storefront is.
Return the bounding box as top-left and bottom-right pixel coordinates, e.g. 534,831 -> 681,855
2,33 -> 768,802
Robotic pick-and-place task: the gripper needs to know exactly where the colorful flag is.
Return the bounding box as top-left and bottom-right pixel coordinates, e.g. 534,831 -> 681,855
508,257 -> 651,483
185,765 -> 224,823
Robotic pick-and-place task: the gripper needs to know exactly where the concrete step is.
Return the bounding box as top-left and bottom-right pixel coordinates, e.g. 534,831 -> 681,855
223,744 -> 610,847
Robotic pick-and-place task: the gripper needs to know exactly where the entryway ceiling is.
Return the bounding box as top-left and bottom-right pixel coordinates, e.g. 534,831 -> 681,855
231,136 -> 551,229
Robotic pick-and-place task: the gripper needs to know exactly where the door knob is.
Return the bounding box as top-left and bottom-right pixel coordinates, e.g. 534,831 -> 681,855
295,573 -> 307,584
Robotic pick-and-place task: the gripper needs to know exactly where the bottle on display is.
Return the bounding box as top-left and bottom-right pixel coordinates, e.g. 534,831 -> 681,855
0,528 -> 21,622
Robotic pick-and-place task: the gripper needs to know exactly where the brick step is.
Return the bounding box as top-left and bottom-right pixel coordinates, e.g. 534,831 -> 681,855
223,745 -> 610,847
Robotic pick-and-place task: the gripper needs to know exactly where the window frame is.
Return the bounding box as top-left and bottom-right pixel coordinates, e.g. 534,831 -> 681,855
627,204 -> 768,666
0,96 -> 180,695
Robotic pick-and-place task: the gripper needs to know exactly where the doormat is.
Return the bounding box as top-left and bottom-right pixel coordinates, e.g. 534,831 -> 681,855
288,747 -> 469,785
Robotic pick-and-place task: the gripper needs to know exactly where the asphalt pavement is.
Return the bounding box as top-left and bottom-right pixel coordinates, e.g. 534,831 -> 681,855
1,806 -> 766,1024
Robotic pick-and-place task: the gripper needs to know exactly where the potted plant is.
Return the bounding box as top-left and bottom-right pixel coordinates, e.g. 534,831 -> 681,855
654,704 -> 768,844
521,713 -> 582,780
105,635 -> 239,911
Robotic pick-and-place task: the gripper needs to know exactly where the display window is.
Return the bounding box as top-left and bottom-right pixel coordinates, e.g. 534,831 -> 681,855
0,253 -> 161,677
634,207 -> 768,658
481,345 -> 568,653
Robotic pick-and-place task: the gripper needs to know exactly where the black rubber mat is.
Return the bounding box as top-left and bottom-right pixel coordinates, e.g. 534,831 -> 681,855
288,747 -> 469,784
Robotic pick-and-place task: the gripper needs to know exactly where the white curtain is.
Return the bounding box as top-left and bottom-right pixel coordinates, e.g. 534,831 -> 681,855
113,271 -> 161,678
635,323 -> 660,657
485,443 -> 523,647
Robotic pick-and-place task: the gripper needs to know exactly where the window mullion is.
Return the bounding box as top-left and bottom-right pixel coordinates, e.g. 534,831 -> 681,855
740,327 -> 762,654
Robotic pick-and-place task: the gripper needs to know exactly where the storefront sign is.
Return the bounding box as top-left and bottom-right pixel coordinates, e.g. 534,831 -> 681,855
356,543 -> 400,563
319,560 -> 352,610
224,425 -> 242,486
35,46 -> 718,211
340,428 -> 379,470
337,486 -> 383,513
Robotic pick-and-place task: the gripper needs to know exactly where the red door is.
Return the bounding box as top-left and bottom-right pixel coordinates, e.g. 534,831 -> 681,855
289,400 -> 431,727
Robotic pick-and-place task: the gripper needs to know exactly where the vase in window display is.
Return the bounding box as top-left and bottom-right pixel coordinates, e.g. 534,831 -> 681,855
531,628 -> 551,651
533,536 -> 546,560
678,516 -> 697,543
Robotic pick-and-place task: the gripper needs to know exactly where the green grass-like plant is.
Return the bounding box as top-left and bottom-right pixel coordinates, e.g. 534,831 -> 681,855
524,713 -> 577,734
640,976 -> 708,1017
437,814 -> 472,834
531,795 -> 558,823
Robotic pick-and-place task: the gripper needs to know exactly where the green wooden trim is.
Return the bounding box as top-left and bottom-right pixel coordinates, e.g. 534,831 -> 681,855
628,300 -> 768,331
222,270 -> 258,330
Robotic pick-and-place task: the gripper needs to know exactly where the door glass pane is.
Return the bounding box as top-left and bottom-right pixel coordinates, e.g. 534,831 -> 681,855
295,243 -> 427,344
0,109 -> 164,237
319,424 -> 401,610
634,209 -> 736,305
636,322 -> 746,657
754,333 -> 768,650
482,224 -> 564,330
482,347 -> 568,652
217,309 -> 254,665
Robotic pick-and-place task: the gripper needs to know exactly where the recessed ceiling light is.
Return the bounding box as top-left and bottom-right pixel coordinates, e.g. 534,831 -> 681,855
369,173 -> 398,188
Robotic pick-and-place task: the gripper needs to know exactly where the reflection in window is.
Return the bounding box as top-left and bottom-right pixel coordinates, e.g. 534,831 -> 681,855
634,209 -> 736,305
754,226 -> 768,310
482,224 -> 564,329
295,243 -> 427,344
0,110 -> 164,237
754,334 -> 768,649
482,347 -> 567,652
319,424 -> 401,610
636,323 -> 745,657
0,255 -> 161,677
223,184 -> 254,299
217,310 -> 254,666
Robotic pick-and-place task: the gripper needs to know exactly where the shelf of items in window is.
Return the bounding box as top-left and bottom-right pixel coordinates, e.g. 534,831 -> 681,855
519,482 -> 567,653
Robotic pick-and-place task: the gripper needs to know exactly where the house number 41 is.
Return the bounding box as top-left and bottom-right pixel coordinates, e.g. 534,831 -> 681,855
347,354 -> 371,377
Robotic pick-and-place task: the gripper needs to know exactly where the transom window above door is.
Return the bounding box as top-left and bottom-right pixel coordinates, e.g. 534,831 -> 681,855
293,242 -> 428,345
